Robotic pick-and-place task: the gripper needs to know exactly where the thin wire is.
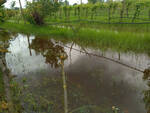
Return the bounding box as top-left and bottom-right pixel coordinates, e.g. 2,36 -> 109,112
63,44 -> 144,73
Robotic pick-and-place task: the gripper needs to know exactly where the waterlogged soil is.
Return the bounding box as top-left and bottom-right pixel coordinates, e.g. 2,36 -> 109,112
0,33 -> 150,113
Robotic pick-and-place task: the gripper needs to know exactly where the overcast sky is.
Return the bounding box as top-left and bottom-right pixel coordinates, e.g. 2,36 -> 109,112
4,0 -> 88,8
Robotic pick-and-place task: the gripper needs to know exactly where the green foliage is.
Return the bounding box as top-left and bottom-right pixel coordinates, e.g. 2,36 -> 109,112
0,0 -> 6,22
41,0 -> 150,24
0,0 -> 6,6
5,0 -> 150,24
25,0 -> 60,25
0,6 -> 5,22
5,9 -> 19,19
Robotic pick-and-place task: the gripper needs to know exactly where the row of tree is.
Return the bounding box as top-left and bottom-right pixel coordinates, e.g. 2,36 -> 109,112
23,0 -> 150,24
2,0 -> 150,24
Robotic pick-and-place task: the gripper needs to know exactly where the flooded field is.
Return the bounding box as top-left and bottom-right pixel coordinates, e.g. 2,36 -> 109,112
0,32 -> 150,113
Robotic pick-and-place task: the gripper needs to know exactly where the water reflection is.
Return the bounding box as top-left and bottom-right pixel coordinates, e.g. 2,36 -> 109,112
30,37 -> 67,68
31,36 -> 69,113
2,33 -> 150,113
6,34 -> 48,75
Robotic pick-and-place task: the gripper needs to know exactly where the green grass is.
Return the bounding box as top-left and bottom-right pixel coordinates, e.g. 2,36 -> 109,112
62,22 -> 150,33
0,22 -> 74,37
1,22 -> 150,55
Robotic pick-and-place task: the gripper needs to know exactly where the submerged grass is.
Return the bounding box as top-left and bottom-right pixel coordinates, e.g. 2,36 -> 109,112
77,28 -> 150,53
1,22 -> 150,55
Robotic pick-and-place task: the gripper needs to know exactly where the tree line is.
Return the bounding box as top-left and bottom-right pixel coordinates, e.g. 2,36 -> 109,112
1,0 -> 150,25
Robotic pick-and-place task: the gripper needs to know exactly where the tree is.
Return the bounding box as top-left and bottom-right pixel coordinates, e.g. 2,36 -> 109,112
88,0 -> 97,4
10,1 -> 16,9
0,0 -> 6,22
88,0 -> 104,4
65,0 -> 69,5
0,0 -> 6,6
18,0 -> 27,24
25,0 -> 60,25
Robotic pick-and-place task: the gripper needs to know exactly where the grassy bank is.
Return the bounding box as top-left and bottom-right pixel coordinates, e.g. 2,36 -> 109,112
1,22 -> 150,55
8,19 -> 150,33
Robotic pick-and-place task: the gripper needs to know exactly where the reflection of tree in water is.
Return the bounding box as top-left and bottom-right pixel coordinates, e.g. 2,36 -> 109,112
0,30 -> 18,46
0,30 -> 11,42
30,37 -> 67,68
0,30 -> 17,52
30,37 -> 70,113
143,69 -> 150,113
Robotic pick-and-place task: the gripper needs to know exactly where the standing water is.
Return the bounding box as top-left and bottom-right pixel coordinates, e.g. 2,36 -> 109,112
1,33 -> 149,113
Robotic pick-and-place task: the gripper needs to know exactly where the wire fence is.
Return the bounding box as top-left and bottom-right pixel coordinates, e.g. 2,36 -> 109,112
47,19 -> 150,25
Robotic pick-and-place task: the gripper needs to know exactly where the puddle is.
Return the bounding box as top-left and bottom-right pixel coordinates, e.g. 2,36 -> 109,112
1,33 -> 150,113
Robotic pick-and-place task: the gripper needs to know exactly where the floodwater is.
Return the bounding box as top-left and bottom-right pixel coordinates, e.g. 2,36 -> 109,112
0,32 -> 150,113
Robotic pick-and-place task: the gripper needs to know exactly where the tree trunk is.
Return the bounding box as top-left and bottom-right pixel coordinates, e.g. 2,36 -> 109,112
18,0 -> 25,23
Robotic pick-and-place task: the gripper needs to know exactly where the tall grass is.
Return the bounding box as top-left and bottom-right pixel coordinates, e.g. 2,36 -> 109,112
77,28 -> 150,52
63,22 -> 150,33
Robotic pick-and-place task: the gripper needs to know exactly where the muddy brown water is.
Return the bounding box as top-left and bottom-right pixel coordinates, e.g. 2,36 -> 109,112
1,33 -> 150,113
